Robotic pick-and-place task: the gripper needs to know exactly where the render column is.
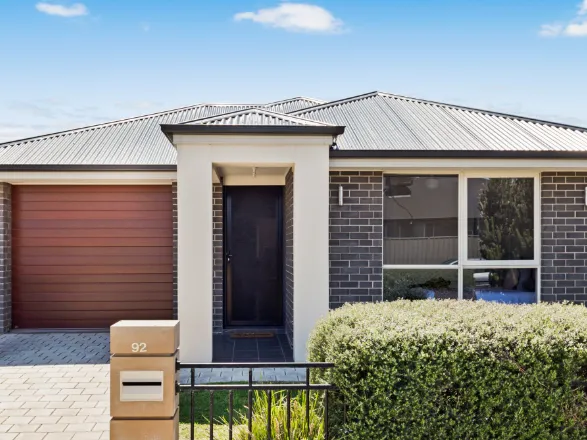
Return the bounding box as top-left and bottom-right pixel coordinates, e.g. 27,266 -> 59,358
293,147 -> 330,361
176,146 -> 213,362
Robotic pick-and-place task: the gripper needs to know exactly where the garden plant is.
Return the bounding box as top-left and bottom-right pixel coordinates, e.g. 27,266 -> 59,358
309,300 -> 587,439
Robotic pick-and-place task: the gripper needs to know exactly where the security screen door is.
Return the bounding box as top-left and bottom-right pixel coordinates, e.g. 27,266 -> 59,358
224,186 -> 283,326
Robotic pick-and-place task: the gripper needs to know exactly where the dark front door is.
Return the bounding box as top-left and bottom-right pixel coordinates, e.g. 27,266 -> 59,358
225,186 -> 283,326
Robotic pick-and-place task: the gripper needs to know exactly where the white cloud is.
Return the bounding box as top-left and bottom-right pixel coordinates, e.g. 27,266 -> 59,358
35,3 -> 88,18
540,1 -> 587,37
566,20 -> 587,36
234,3 -> 343,33
539,23 -> 563,37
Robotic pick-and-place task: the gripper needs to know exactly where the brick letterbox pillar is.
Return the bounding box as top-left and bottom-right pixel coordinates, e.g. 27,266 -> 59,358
109,320 -> 180,439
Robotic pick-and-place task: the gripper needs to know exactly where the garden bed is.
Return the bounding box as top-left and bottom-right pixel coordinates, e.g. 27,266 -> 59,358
178,388 -> 329,439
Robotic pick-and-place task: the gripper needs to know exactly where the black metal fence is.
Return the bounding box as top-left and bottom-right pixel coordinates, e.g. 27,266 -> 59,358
178,362 -> 342,440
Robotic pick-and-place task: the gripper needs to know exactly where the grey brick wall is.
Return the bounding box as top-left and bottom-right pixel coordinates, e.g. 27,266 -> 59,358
0,183 -> 11,333
213,183 -> 224,332
329,171 -> 383,308
172,182 -> 178,319
284,169 -> 294,347
541,172 -> 587,304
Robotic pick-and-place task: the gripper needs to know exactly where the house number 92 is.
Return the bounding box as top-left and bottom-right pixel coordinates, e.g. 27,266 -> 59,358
131,342 -> 147,353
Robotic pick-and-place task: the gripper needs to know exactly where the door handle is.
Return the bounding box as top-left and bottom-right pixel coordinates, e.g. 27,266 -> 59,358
226,253 -> 232,263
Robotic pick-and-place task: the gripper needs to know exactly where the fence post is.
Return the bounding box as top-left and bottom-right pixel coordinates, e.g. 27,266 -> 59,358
109,320 -> 180,439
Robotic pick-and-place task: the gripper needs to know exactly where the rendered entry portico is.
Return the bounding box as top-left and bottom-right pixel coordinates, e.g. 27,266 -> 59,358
162,109 -> 345,362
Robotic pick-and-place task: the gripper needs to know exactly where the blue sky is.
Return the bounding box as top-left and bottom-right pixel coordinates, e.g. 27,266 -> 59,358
0,0 -> 586,142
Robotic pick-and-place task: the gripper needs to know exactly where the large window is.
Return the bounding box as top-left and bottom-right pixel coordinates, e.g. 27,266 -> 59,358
384,175 -> 459,265
467,178 -> 534,261
384,172 -> 539,304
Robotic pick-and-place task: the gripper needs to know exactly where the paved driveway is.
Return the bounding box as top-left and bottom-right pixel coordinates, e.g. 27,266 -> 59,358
0,332 -> 110,440
0,331 -> 307,439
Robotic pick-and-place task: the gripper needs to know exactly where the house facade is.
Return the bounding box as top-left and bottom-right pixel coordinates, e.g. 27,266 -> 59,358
1,91 -> 587,362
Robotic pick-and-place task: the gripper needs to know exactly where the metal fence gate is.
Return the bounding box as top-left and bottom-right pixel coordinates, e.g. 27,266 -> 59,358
177,362 -> 344,440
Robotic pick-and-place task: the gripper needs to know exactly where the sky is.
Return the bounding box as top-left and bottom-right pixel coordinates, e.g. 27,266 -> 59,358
0,0 -> 586,143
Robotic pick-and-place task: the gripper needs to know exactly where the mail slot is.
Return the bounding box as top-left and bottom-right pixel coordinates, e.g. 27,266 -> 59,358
120,371 -> 164,402
110,320 -> 180,439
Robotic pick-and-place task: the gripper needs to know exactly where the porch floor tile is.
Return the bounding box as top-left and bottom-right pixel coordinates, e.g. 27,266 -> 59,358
213,334 -> 293,362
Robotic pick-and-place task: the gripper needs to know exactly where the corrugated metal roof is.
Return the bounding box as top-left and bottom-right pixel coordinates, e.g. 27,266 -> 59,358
0,98 -> 324,165
291,92 -> 587,152
263,97 -> 326,114
2,91 -> 587,166
0,104 -> 261,165
182,108 -> 332,126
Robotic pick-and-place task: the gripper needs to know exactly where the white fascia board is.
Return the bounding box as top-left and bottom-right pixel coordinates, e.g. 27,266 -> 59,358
173,134 -> 333,148
0,171 -> 177,185
329,158 -> 587,170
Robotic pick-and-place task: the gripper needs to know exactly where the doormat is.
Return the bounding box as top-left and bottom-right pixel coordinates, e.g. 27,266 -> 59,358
230,332 -> 275,339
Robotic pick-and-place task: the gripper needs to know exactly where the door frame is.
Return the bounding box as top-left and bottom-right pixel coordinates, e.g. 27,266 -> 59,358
223,185 -> 285,327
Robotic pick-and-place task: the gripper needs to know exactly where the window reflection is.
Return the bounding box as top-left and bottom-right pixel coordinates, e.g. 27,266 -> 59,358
463,268 -> 536,304
384,269 -> 458,301
384,175 -> 458,265
468,178 -> 534,261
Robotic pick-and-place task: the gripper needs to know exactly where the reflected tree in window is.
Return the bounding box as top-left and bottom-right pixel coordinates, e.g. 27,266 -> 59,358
477,178 -> 534,261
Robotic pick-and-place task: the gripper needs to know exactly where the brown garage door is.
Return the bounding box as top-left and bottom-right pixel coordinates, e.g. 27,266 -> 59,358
12,185 -> 173,329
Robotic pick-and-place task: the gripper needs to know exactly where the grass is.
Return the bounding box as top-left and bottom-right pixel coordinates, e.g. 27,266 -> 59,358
178,389 -> 329,440
179,390 -> 249,439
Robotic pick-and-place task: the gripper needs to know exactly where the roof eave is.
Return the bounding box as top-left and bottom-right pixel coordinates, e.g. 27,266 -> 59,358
1,149 -> 586,170
330,149 -> 587,159
161,124 -> 345,137
0,164 -> 177,171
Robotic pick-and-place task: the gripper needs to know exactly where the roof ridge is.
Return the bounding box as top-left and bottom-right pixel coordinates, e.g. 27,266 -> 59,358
376,92 -> 587,133
180,107 -> 333,126
0,103 -> 262,147
288,91 -> 380,115
264,96 -> 326,106
292,90 -> 587,132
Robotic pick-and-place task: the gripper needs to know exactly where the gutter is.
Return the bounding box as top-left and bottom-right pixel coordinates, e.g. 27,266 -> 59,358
160,124 -> 346,137
329,149 -> 587,159
1,149 -> 586,172
0,165 -> 177,172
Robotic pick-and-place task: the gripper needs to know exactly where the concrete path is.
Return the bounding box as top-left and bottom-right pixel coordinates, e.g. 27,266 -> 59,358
0,332 -> 306,439
178,365 -> 306,385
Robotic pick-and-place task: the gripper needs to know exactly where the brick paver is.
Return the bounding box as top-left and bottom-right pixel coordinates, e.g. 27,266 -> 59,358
0,333 -> 109,439
0,333 -> 109,367
1,332 -> 305,438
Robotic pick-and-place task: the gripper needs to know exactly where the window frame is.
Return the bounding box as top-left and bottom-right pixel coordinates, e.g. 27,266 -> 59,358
383,170 -> 541,302
461,171 -> 540,267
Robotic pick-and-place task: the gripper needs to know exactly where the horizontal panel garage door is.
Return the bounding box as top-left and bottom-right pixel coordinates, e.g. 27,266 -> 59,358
12,185 -> 173,329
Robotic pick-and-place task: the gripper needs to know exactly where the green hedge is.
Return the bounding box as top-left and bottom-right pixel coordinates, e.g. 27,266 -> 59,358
308,300 -> 587,439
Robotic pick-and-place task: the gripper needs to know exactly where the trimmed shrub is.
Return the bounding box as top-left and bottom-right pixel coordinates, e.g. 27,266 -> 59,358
308,300 -> 587,439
